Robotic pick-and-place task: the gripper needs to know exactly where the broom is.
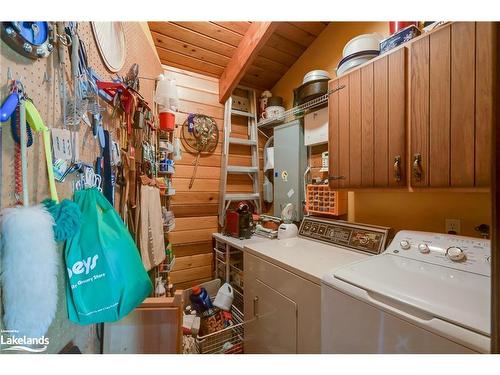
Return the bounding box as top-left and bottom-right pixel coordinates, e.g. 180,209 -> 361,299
25,99 -> 81,242
0,99 -> 59,338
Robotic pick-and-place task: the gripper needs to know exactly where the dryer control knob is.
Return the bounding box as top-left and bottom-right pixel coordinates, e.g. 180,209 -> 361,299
446,247 -> 466,262
418,243 -> 430,254
400,240 -> 411,250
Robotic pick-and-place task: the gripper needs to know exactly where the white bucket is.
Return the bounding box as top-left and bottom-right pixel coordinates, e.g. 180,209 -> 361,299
213,283 -> 234,311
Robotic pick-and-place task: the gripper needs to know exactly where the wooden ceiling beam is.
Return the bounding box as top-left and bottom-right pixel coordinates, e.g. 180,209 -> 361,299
218,22 -> 277,103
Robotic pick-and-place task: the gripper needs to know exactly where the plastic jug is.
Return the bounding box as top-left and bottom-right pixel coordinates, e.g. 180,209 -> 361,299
213,283 -> 234,311
155,75 -> 179,112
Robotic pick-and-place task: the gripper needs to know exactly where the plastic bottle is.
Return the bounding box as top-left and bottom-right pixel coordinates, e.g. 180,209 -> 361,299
189,286 -> 213,313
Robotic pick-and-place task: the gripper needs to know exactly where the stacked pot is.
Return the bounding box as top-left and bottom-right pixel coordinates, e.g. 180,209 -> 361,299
336,33 -> 382,77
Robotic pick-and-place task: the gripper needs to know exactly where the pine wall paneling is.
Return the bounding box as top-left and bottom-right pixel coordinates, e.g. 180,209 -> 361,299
165,66 -> 265,288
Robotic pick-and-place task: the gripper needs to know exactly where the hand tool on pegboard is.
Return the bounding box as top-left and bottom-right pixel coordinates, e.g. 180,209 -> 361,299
1,77 -> 25,206
0,113 -> 3,209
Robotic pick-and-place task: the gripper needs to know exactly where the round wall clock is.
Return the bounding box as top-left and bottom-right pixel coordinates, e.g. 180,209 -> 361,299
91,22 -> 126,72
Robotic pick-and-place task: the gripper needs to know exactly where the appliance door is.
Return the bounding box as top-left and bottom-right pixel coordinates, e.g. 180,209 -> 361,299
321,282 -> 484,353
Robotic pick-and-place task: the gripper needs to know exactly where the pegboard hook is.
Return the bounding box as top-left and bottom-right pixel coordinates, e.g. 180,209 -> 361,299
42,72 -> 52,84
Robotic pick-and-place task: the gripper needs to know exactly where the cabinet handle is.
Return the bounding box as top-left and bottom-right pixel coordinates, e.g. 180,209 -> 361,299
253,296 -> 259,318
328,175 -> 346,181
412,154 -> 423,182
393,155 -> 402,182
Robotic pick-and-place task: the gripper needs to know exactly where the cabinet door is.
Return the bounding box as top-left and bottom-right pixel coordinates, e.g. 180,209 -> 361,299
387,48 -> 407,187
474,22 -> 494,187
450,22 -> 476,187
329,48 -> 407,189
410,22 -> 493,188
244,279 -> 298,353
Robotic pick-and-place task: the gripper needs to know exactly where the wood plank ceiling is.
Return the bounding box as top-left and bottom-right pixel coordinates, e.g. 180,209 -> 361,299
148,22 -> 329,90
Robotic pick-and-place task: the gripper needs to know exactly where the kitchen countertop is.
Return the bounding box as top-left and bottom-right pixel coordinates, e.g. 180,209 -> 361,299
212,232 -> 273,251
243,237 -> 369,285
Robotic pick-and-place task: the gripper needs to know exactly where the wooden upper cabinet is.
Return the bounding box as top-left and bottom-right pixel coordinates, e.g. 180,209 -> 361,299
329,22 -> 493,191
410,22 -> 494,188
329,47 -> 407,189
475,22 -> 494,187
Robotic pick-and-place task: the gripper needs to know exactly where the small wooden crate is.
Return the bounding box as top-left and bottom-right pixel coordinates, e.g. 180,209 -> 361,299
306,184 -> 348,217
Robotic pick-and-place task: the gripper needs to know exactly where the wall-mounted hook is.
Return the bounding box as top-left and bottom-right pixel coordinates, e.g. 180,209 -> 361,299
42,71 -> 52,84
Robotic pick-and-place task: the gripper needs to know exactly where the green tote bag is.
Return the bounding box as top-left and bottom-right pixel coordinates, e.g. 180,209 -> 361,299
65,188 -> 152,324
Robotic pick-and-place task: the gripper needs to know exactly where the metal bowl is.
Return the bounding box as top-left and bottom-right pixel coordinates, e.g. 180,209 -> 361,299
336,50 -> 379,77
294,79 -> 329,105
342,33 -> 383,58
267,96 -> 283,107
303,70 -> 331,84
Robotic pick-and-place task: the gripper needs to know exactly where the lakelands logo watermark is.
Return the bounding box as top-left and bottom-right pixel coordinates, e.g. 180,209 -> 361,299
0,329 -> 49,353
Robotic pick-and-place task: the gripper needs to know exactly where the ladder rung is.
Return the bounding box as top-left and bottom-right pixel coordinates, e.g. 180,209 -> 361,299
228,137 -> 257,146
227,166 -> 259,174
231,109 -> 255,117
224,193 -> 260,201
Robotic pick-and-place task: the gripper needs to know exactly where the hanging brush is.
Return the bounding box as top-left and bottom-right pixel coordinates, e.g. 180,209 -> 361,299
24,98 -> 82,241
0,98 -> 58,339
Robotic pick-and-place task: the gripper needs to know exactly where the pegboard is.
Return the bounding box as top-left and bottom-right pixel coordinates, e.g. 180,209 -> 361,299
0,22 -> 162,353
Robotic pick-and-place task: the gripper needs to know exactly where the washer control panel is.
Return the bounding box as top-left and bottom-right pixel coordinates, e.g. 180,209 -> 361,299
299,217 -> 390,255
388,230 -> 491,276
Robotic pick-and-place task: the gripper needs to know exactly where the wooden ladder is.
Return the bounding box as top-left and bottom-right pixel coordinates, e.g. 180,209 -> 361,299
218,87 -> 261,227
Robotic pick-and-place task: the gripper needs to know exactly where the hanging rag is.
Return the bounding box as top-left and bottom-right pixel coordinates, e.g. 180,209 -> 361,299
138,182 -> 166,271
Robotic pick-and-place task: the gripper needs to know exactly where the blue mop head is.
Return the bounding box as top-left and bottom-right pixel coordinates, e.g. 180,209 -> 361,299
42,199 -> 82,242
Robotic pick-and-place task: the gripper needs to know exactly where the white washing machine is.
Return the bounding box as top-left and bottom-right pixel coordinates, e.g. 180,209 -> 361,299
321,230 -> 491,353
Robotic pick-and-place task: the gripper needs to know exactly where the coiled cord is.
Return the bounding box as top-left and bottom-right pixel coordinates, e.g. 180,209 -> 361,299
13,106 -> 23,204
10,105 -> 33,146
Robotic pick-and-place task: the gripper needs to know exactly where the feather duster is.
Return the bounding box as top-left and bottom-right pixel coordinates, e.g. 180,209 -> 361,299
0,204 -> 58,338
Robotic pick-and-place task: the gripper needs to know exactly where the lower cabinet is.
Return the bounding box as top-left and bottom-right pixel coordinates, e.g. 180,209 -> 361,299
243,252 -> 321,353
245,279 -> 298,353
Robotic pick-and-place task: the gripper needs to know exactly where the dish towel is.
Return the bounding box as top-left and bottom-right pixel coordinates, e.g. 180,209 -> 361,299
138,184 -> 166,270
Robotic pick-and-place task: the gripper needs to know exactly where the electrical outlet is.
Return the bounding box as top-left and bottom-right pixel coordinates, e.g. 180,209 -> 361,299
445,219 -> 461,235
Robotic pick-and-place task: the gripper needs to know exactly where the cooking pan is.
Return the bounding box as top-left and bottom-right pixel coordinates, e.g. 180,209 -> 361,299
267,96 -> 283,107
293,79 -> 329,106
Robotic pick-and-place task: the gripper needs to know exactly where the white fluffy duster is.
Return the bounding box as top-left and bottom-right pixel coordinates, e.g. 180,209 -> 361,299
1,205 -> 58,338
